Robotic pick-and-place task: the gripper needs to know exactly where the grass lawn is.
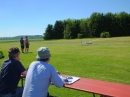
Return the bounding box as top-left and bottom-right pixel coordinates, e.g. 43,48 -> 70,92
0,37 -> 130,97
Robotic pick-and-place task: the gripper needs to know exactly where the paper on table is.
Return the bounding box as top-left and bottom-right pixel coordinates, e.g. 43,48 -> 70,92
60,75 -> 80,84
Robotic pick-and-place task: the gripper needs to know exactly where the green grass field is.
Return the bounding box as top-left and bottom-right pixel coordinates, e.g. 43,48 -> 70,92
0,37 -> 130,97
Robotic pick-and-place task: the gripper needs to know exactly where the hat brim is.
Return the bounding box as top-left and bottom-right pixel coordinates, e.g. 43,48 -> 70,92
36,54 -> 51,59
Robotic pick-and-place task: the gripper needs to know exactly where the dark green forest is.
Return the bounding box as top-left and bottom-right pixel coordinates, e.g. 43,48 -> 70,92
44,12 -> 130,40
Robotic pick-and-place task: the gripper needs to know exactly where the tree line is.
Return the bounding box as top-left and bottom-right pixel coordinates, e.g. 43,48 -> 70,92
43,12 -> 130,40
0,35 -> 43,40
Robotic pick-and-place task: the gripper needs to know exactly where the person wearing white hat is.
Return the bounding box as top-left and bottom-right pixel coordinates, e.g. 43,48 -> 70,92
22,47 -> 64,97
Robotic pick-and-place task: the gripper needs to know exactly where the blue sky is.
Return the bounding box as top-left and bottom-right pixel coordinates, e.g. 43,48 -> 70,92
0,0 -> 130,37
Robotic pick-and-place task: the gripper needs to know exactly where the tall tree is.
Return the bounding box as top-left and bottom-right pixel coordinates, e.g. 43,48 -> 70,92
43,24 -> 53,40
89,12 -> 104,37
64,24 -> 72,39
104,12 -> 115,36
53,20 -> 64,39
79,18 -> 90,37
69,19 -> 80,38
118,12 -> 130,36
63,19 -> 74,39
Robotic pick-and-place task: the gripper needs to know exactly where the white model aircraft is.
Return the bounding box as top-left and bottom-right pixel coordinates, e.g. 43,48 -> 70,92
81,41 -> 92,44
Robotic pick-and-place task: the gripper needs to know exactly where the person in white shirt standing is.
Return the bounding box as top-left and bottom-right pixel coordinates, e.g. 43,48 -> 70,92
22,47 -> 64,97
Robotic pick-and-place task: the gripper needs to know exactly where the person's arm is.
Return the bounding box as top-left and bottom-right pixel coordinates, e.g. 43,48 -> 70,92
50,67 -> 65,87
24,39 -> 26,44
27,39 -> 29,45
21,70 -> 27,77
15,61 -> 27,77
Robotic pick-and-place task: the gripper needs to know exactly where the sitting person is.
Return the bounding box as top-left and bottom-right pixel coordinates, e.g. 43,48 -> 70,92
0,47 -> 27,97
22,47 -> 65,97
0,51 -> 4,59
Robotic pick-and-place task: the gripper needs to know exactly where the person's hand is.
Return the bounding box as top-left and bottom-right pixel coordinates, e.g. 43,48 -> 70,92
21,74 -> 25,78
57,71 -> 60,75
21,70 -> 27,78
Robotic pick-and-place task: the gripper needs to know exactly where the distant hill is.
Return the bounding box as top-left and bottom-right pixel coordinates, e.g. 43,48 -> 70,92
0,35 -> 43,40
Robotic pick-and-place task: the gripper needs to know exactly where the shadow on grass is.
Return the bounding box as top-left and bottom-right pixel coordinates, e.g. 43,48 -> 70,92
23,52 -> 33,54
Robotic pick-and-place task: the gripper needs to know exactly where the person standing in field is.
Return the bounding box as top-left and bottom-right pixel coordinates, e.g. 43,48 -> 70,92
20,37 -> 25,53
24,36 -> 30,53
22,47 -> 64,97
0,47 -> 27,97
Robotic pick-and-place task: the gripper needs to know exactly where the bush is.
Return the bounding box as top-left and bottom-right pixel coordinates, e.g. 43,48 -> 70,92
77,33 -> 83,39
100,32 -> 111,38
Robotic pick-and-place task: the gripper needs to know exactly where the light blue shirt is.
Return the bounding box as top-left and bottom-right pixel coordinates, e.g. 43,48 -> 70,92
22,61 -> 64,97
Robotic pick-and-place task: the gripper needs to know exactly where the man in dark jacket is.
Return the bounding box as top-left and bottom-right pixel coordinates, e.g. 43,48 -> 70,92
0,47 -> 27,97
20,37 -> 24,53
